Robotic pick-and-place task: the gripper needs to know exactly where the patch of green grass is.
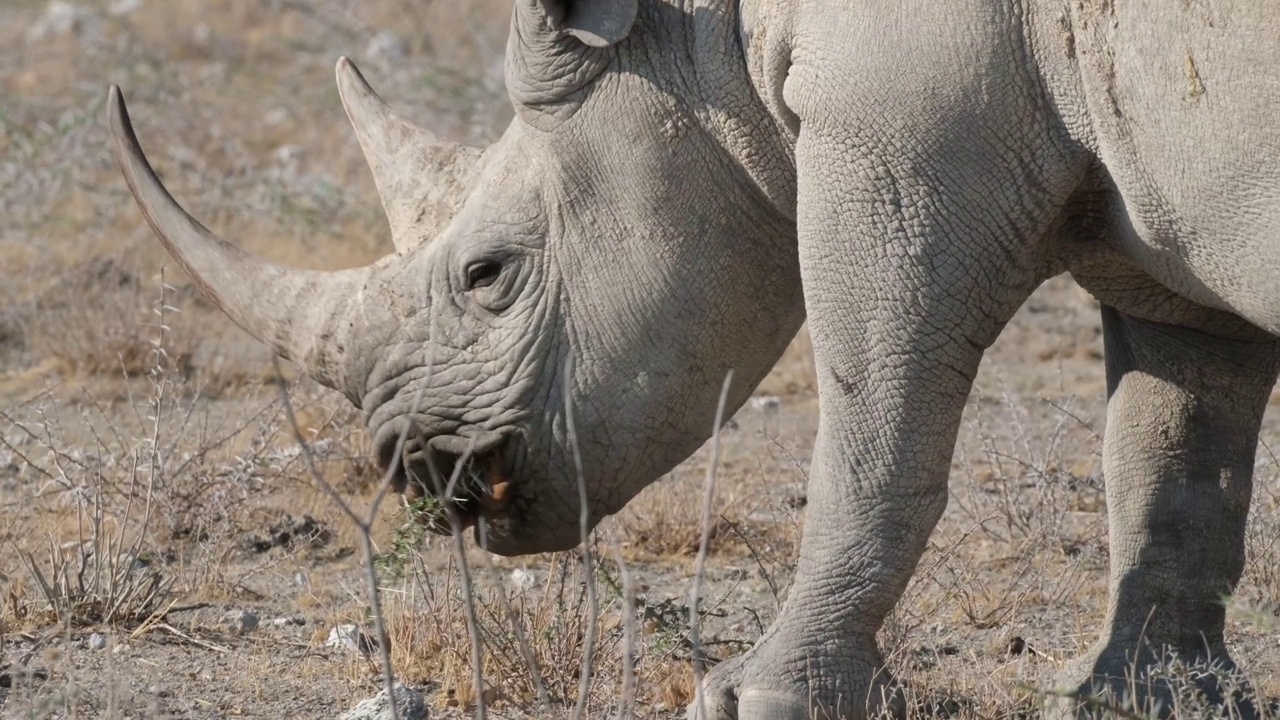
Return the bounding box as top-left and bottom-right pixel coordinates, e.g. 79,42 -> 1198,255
375,495 -> 444,578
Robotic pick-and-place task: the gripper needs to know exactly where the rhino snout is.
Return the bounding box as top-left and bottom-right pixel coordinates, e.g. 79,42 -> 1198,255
374,425 -> 515,533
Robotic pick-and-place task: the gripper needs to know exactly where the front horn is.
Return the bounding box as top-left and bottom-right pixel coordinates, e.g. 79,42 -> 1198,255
108,85 -> 389,401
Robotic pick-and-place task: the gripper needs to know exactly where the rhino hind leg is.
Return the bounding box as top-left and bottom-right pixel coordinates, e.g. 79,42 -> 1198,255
1053,306 -> 1280,719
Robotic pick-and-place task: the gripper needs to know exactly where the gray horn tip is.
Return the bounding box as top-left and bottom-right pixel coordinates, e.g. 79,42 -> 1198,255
106,84 -> 129,140
106,82 -> 159,206
335,56 -> 383,110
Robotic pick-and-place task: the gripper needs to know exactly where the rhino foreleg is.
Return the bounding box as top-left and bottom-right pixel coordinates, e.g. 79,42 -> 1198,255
693,121 -> 1074,718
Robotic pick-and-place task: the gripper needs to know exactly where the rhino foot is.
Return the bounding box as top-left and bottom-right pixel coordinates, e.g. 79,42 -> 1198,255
688,633 -> 903,720
687,651 -> 747,720
1048,646 -> 1259,720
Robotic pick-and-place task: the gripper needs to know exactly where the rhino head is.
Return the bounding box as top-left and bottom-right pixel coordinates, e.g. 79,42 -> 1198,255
109,0 -> 803,555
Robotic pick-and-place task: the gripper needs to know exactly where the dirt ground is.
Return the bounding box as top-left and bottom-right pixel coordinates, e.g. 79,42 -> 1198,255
2,1 -> 1279,718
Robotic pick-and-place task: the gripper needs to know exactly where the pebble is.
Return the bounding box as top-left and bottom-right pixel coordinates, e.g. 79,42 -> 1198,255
509,567 -> 536,591
365,31 -> 408,63
87,633 -> 107,650
26,1 -> 103,42
108,0 -> 141,15
750,394 -> 782,413
326,624 -> 378,657
340,684 -> 427,720
222,609 -> 259,634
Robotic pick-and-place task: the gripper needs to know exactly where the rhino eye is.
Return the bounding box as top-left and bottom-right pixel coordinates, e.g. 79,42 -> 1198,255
465,260 -> 502,290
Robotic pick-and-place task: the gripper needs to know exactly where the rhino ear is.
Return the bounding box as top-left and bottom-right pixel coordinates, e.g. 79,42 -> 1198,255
533,0 -> 637,47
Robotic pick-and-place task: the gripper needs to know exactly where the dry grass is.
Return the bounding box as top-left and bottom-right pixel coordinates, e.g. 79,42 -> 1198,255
3,1 -> 1280,718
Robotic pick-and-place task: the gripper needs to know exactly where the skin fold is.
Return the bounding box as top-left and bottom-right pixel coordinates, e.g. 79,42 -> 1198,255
108,0 -> 1280,717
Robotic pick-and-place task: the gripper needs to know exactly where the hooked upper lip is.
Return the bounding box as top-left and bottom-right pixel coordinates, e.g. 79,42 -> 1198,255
391,429 -> 515,533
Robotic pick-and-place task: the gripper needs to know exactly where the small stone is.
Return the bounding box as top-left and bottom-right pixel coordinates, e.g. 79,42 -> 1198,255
273,144 -> 303,164
326,624 -> 378,656
264,108 -> 290,127
1007,635 -> 1033,656
26,2 -> 103,42
222,609 -> 259,634
364,31 -> 408,63
245,514 -> 330,553
87,633 -> 107,650
340,684 -> 428,720
270,616 -> 305,627
934,698 -> 966,717
509,567 -> 536,591
749,394 -> 781,434
750,394 -> 781,413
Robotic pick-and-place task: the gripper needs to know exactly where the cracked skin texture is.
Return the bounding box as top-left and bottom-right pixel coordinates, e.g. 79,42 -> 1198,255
111,0 -> 1280,717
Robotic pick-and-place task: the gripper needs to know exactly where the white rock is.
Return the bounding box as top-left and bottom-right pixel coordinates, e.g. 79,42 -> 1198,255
341,684 -> 427,720
509,567 -> 536,591
749,394 -> 782,435
750,395 -> 781,413
88,632 -> 107,650
108,0 -> 141,16
222,609 -> 259,634
326,624 -> 377,656
365,31 -> 408,63
270,616 -> 305,628
272,144 -> 303,166
265,108 -> 290,127
26,2 -> 102,42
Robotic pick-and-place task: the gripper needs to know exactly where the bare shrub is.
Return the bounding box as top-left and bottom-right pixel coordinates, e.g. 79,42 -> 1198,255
1,277 -> 358,631
956,385 -> 1105,548
15,517 -> 172,628
378,547 -> 628,712
6,278 -> 185,629
23,255 -> 197,379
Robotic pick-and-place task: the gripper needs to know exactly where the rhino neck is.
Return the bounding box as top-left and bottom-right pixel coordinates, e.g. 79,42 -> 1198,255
682,0 -> 800,220
696,0 -> 793,221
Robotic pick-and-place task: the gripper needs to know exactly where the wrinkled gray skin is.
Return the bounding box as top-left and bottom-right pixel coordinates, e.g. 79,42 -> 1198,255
109,0 -> 1280,717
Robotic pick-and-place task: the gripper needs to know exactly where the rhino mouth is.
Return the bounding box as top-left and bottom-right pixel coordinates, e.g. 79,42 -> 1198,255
393,431 -> 515,534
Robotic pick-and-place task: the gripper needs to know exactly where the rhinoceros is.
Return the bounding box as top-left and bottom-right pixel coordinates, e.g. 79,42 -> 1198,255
107,0 -> 1280,717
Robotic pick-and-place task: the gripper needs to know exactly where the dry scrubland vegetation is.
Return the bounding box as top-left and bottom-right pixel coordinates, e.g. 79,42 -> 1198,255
1,1 -> 1278,718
